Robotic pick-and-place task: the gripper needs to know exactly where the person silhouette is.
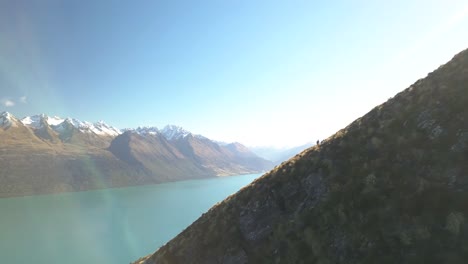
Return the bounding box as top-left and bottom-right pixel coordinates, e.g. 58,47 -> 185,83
316,140 -> 320,145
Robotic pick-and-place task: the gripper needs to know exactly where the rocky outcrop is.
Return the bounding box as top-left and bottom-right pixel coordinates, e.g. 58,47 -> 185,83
135,48 -> 468,263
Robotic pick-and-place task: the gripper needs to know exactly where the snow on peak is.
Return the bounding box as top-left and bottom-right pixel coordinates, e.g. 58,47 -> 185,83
128,125 -> 207,140
18,113 -> 121,137
3,112 -> 210,141
0,111 -> 15,127
21,114 -> 65,129
161,125 -> 191,140
91,121 -> 121,136
48,116 -> 65,126
133,126 -> 160,135
1,111 -> 12,118
51,118 -> 82,133
64,117 -> 84,128
59,118 -> 121,136
21,114 -> 45,128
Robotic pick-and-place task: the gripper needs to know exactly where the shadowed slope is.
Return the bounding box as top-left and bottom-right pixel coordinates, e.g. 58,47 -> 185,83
109,132 -> 273,181
170,136 -> 273,176
135,48 -> 468,264
109,131 -> 213,182
0,118 -> 271,197
56,119 -> 114,148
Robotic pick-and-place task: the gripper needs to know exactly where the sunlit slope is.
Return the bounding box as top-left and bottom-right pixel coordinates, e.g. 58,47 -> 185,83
0,116 -> 271,197
135,48 -> 468,264
108,131 -> 212,182
109,132 -> 272,181
0,120 -> 150,197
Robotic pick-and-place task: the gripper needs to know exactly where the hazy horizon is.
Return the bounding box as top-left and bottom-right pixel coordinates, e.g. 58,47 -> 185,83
1,0 -> 468,147
0,110 -> 315,149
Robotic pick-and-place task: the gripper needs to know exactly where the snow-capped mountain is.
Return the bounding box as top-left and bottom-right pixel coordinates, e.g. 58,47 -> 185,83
4,112 -> 214,144
132,126 -> 160,135
0,111 -> 273,197
89,121 -> 121,136
161,125 -> 191,140
0,111 -> 16,128
128,125 -> 206,141
18,114 -> 121,137
5,112 -> 207,141
21,114 -> 64,129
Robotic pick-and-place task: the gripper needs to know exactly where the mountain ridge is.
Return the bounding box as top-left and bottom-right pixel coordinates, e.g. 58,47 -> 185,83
0,113 -> 273,197
251,142 -> 315,165
134,48 -> 468,264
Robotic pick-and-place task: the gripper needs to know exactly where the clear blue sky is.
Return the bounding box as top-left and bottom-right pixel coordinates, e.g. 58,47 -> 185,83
1,0 -> 468,147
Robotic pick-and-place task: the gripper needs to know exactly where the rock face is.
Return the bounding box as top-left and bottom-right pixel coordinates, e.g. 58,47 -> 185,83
135,48 -> 468,264
0,116 -> 272,197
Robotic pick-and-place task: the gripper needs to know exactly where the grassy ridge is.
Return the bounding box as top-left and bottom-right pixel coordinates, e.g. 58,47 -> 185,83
135,48 -> 468,264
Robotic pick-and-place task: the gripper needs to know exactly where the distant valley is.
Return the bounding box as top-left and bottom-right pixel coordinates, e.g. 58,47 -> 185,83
251,143 -> 314,165
0,113 -> 272,197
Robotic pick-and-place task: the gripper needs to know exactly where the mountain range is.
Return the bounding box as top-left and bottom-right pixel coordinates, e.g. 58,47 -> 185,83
251,143 -> 315,165
134,49 -> 468,263
0,113 -> 272,197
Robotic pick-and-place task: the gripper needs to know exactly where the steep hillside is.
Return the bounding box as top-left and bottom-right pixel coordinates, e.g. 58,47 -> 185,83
135,49 -> 468,264
222,142 -> 273,173
108,131 -> 212,182
54,119 -> 114,148
109,131 -> 273,181
169,136 -> 272,176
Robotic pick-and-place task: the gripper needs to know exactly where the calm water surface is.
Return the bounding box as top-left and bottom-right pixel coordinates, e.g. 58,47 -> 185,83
0,173 -> 261,264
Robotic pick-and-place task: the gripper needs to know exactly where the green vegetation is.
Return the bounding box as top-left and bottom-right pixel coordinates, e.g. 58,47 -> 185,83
135,48 -> 468,263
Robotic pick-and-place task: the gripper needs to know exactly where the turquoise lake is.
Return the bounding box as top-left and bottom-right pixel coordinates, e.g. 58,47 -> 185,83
0,173 -> 261,264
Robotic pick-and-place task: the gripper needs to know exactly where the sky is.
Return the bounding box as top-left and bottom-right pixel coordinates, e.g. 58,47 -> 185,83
1,0 -> 468,147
